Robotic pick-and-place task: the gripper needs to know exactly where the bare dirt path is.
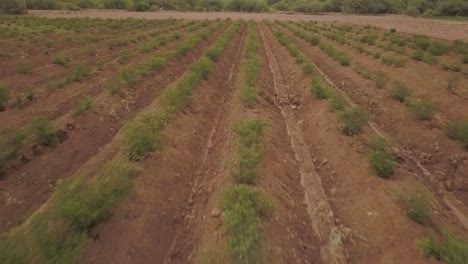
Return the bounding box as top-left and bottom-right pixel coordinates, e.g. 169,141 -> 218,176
29,10 -> 468,40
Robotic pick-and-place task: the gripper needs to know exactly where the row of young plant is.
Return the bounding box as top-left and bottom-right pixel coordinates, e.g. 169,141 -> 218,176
0,21 -> 242,264
279,21 -> 468,150
0,16 -> 159,40
313,22 -> 465,72
1,20 -> 195,111
0,20 -> 224,177
220,21 -> 271,263
327,22 -> 468,70
267,22 -> 468,264
277,21 -> 351,67
106,19 -> 225,95
6,20 -> 215,111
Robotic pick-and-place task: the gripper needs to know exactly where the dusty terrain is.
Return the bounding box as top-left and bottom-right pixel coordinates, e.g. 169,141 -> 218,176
0,13 -> 467,264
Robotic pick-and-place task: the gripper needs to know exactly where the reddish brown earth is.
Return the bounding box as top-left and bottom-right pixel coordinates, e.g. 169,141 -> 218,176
29,10 -> 468,40
1,15 -> 468,264
0,21 -> 229,232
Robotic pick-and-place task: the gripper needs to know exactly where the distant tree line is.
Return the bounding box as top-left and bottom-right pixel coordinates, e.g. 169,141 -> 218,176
2,0 -> 468,16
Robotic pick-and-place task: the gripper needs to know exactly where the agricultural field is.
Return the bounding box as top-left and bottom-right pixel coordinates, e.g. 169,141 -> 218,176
0,12 -> 468,264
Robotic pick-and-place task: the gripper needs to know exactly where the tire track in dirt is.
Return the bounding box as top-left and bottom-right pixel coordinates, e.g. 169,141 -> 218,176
0,21 -> 228,233
78,22 -> 246,264
275,23 -> 468,226
169,21 -> 322,264
259,22 -> 346,264
261,22 -> 445,263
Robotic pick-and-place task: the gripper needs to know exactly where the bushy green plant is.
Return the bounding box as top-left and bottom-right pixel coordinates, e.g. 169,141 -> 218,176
390,82 -> 412,102
406,99 -> 438,121
0,84 -> 10,112
367,136 -> 397,178
382,55 -> 406,67
70,63 -> 90,82
124,122 -> 158,161
221,184 -> 270,262
53,55 -> 68,66
311,77 -> 330,99
232,119 -> 267,184
31,117 -> 57,146
397,183 -> 433,224
428,42 -> 449,56
240,86 -> 256,108
446,119 -> 468,149
419,231 -> 468,263
339,106 -> 370,135
74,96 -> 92,115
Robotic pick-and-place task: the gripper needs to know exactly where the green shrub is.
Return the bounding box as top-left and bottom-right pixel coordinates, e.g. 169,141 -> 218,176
428,42 -> 449,56
382,55 -> 406,67
221,185 -> 270,262
70,63 -> 90,82
31,117 -> 57,146
135,2 -> 150,11
17,62 -> 32,75
390,82 -> 412,102
419,232 -> 468,264
0,84 -> 10,112
414,36 -> 431,51
74,96 -> 92,115
330,93 -> 347,111
311,77 -> 330,99
407,99 -> 438,121
240,86 -> 256,108
397,183 -> 433,224
443,63 -> 461,72
232,119 -> 267,184
411,49 -> 425,61
225,0 -> 268,12
463,54 -> 468,64
367,136 -> 397,178
339,106 -> 370,135
124,122 -> 158,161
372,70 -> 389,89
53,55 -> 68,66
446,119 -> 468,149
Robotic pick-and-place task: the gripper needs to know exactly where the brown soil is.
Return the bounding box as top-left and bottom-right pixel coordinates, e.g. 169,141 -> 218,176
29,10 -> 468,40
2,15 -> 468,264
0,22 -> 229,232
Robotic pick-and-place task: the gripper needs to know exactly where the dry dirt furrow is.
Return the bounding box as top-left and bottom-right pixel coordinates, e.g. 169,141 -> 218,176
174,22 -> 322,264
78,23 -> 246,264
0,22 -> 228,233
261,22 -> 435,263
277,24 -> 468,213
